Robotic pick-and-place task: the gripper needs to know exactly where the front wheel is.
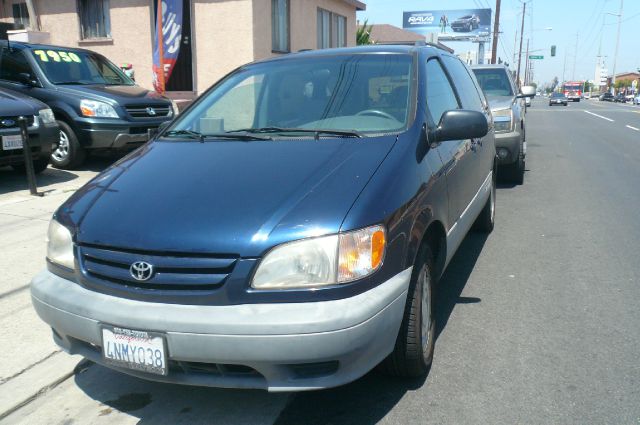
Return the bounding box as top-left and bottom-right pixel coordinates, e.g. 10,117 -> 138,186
51,120 -> 86,169
380,247 -> 435,377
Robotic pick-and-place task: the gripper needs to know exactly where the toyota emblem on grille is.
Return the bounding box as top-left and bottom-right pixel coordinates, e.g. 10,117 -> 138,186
130,261 -> 154,281
1,119 -> 16,127
146,107 -> 157,116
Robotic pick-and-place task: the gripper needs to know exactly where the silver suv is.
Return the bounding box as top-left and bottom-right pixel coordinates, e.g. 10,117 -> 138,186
471,64 -> 535,184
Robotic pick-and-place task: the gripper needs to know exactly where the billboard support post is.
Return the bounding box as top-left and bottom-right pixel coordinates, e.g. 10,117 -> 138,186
478,41 -> 485,64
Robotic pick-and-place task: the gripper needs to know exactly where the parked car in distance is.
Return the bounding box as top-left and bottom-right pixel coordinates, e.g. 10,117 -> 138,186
0,87 -> 58,173
599,92 -> 614,102
472,63 -> 533,184
0,41 -> 179,169
549,92 -> 568,106
613,93 -> 627,103
451,14 -> 480,32
583,92 -> 591,99
31,45 -> 497,391
633,95 -> 640,105
524,96 -> 531,107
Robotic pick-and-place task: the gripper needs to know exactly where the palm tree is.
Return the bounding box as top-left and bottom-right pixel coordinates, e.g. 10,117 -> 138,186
357,19 -> 373,45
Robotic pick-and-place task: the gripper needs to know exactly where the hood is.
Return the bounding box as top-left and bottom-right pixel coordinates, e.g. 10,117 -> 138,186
55,84 -> 169,106
485,94 -> 515,111
60,136 -> 396,257
0,88 -> 46,116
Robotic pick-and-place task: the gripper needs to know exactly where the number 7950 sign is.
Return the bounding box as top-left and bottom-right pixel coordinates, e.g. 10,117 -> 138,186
33,50 -> 82,64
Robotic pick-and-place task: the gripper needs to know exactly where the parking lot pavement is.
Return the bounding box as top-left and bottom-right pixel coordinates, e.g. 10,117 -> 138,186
0,157 -> 114,420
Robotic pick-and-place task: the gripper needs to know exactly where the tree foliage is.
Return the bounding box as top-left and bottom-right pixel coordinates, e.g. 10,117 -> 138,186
357,19 -> 373,45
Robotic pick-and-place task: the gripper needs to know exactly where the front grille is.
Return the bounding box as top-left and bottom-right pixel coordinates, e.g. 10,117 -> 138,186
0,115 -> 36,131
79,245 -> 237,292
125,105 -> 171,118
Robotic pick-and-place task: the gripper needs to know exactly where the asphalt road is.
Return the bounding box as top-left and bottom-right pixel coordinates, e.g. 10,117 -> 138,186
5,98 -> 640,424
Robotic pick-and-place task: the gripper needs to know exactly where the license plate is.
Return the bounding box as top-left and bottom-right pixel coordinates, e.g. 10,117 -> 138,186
101,326 -> 167,375
2,135 -> 23,150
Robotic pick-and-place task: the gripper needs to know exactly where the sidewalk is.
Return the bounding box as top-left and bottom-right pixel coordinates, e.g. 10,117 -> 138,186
0,161 -> 108,418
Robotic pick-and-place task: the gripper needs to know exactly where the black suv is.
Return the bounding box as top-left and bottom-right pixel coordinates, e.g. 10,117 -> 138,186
32,45 -> 496,391
1,87 -> 58,173
0,41 -> 177,169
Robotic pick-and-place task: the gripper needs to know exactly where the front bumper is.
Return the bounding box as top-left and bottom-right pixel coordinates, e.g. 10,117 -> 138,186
31,268 -> 411,391
0,124 -> 57,166
494,129 -> 523,165
73,117 -> 171,149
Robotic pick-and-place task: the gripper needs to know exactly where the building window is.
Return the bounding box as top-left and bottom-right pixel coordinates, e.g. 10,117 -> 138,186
317,8 -> 347,49
78,0 -> 111,39
271,0 -> 289,53
12,2 -> 30,28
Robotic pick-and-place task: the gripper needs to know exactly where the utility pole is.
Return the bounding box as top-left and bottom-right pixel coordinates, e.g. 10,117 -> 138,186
611,0 -> 623,91
524,39 -> 530,84
491,0 -> 502,64
562,48 -> 567,84
515,1 -> 527,87
572,32 -> 578,80
513,29 -> 518,65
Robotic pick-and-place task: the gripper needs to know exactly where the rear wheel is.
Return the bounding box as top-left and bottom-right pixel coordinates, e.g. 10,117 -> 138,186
473,169 -> 495,233
51,120 -> 86,169
380,247 -> 435,377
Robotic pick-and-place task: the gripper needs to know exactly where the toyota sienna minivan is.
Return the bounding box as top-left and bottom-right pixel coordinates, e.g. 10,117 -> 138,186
31,45 -> 496,391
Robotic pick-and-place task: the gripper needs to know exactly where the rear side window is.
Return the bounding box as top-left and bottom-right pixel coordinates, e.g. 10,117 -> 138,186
0,48 -> 33,83
441,56 -> 484,111
425,59 -> 459,124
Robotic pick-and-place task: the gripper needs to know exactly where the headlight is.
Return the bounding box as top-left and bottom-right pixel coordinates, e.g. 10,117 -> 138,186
38,108 -> 56,125
170,99 -> 180,116
80,99 -> 118,118
492,108 -> 512,132
46,218 -> 74,269
251,225 -> 386,290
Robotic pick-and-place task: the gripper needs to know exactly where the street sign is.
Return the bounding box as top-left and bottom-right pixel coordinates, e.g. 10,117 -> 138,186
529,55 -> 544,60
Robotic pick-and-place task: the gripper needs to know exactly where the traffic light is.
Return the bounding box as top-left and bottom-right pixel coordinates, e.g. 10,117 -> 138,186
551,45 -> 556,57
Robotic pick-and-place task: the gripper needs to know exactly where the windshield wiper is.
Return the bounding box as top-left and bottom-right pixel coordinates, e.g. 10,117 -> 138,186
55,81 -> 91,85
230,127 -> 362,140
163,129 -> 271,142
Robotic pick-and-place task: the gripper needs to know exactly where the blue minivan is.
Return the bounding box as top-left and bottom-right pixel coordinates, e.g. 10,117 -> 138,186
31,45 -> 496,391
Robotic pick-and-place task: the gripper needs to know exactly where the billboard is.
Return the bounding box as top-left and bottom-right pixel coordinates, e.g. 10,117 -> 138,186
403,9 -> 492,41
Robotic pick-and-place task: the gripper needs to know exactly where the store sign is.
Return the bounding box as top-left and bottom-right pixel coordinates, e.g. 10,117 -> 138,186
403,9 -> 492,42
152,0 -> 183,93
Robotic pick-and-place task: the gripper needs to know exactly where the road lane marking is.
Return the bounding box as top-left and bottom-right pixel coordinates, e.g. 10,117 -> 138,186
584,110 -> 614,122
626,125 -> 639,131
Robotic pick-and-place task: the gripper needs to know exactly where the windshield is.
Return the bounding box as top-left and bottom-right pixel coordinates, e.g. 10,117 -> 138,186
31,48 -> 134,86
168,54 -> 414,137
472,68 -> 514,97
563,85 -> 580,91
551,93 -> 564,98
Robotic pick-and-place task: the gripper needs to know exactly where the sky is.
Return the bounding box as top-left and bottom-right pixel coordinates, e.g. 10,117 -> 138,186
357,0 -> 640,86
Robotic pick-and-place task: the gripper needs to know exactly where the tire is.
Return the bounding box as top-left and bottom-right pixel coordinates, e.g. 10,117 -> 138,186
380,246 -> 435,377
473,168 -> 495,233
504,136 -> 525,185
11,157 -> 50,174
50,120 -> 86,169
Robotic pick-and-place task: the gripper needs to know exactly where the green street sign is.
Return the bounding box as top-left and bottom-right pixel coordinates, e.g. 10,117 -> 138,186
529,55 -> 544,60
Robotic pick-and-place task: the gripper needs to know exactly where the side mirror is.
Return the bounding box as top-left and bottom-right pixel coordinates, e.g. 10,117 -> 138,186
18,73 -> 37,87
436,110 -> 488,142
517,85 -> 536,98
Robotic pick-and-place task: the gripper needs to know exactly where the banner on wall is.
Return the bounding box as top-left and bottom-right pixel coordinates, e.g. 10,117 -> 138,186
152,0 -> 183,93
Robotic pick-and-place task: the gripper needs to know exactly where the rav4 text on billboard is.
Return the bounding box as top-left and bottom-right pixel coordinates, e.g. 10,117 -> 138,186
403,9 -> 492,42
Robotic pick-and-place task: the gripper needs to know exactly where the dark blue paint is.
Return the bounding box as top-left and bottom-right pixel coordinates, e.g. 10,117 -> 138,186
50,45 -> 495,305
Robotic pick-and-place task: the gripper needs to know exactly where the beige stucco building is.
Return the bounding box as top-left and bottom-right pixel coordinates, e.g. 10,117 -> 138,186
1,0 -> 365,98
